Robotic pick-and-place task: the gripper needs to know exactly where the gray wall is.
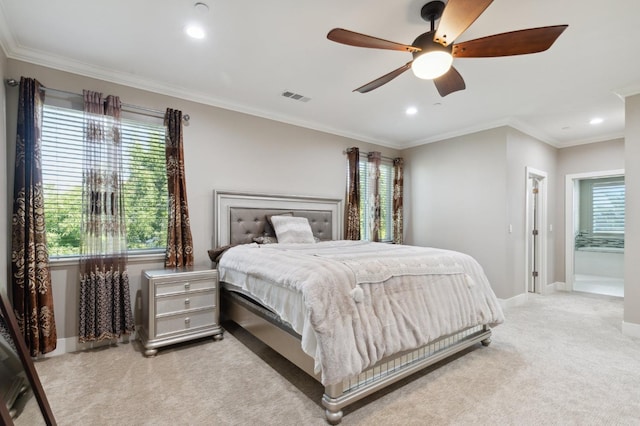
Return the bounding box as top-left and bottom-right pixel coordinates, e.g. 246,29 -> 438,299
402,127 -> 511,297
3,57 -> 638,346
402,126 -> 559,300
625,95 -> 640,326
505,129 -> 558,295
554,139 -> 625,280
4,59 -> 400,344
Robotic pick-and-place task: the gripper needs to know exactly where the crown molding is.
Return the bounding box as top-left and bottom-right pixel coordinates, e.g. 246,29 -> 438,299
0,5 -> 618,153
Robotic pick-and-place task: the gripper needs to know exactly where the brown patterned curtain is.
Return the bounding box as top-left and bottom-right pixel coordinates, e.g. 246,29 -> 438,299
392,157 -> 404,244
78,90 -> 134,343
345,147 -> 360,240
367,151 -> 381,242
11,77 -> 57,355
164,109 -> 194,267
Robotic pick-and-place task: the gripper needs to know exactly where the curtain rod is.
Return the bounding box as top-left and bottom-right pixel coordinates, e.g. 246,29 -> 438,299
4,78 -> 190,122
344,148 -> 396,162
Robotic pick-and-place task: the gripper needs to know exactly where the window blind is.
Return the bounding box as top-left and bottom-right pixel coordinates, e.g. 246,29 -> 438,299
592,180 -> 625,234
41,104 -> 168,257
359,157 -> 393,241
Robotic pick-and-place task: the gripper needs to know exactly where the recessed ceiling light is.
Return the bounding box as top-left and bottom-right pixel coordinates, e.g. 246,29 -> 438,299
590,117 -> 604,125
406,106 -> 418,115
185,24 -> 205,39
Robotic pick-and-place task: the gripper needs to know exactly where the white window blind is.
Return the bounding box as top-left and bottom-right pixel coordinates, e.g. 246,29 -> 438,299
41,104 -> 168,257
359,157 -> 393,241
592,180 -> 625,234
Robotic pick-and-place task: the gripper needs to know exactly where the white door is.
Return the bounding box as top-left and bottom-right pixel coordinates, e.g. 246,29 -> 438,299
528,177 -> 540,293
525,167 -> 547,294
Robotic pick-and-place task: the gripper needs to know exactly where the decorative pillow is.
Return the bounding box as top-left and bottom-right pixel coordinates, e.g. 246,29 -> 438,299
253,235 -> 278,244
264,212 -> 294,236
207,244 -> 237,264
270,216 -> 316,244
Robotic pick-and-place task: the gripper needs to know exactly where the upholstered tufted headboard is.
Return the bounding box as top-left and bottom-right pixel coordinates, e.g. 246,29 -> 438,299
213,190 -> 343,247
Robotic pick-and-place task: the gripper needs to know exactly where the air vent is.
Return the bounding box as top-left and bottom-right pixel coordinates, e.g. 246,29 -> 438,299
281,90 -> 311,102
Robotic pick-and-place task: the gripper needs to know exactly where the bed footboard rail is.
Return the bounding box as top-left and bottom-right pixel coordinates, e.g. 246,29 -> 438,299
322,325 -> 491,424
222,288 -> 492,425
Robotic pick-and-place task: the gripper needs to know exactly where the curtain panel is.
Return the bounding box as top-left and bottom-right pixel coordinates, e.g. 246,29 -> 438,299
78,90 -> 134,343
164,108 -> 194,267
11,77 -> 57,355
367,151 -> 382,242
392,157 -> 404,244
344,147 -> 360,240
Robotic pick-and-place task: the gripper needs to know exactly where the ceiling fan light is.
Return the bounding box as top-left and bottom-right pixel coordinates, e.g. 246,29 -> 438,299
412,51 -> 453,80
185,24 -> 206,39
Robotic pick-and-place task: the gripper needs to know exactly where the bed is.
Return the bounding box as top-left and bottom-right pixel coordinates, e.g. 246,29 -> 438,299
212,190 -> 504,424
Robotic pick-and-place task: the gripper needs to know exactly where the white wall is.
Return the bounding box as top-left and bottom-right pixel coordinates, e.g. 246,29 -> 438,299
402,127 -> 511,298
624,95 -> 640,329
4,59 -> 400,344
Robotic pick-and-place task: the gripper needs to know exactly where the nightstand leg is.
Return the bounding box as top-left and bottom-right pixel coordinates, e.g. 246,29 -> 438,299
144,348 -> 158,357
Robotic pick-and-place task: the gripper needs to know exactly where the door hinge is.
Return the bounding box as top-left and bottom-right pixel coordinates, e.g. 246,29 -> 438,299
532,271 -> 539,277
532,229 -> 539,236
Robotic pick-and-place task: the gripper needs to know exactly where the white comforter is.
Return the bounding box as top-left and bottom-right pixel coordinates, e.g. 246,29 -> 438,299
218,240 -> 504,386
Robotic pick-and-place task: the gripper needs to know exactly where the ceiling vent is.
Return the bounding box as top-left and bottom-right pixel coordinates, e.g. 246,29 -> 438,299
282,90 -> 311,102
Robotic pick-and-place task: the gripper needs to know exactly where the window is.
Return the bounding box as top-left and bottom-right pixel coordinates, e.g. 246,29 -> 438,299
359,157 -> 394,241
41,103 -> 168,257
592,180 -> 625,234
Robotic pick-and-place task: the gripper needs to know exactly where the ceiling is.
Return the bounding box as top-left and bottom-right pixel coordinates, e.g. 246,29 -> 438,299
1,0 -> 639,149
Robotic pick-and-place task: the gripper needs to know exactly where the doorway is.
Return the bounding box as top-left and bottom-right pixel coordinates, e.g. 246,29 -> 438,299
564,169 -> 625,296
525,167 -> 548,294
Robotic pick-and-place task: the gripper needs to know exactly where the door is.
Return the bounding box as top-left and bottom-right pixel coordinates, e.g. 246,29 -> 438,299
525,167 -> 547,294
528,177 -> 540,293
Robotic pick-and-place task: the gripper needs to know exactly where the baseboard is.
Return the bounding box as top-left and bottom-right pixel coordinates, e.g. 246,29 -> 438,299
544,281 -> 564,293
40,332 -> 138,357
622,321 -> 640,338
499,282 -> 569,309
498,292 -> 529,309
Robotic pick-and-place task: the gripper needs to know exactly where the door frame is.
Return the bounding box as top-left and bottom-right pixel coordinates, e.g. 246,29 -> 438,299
525,167 -> 548,294
564,169 -> 625,291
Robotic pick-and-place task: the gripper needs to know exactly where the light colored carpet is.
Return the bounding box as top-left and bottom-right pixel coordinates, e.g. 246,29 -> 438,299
14,291 -> 640,425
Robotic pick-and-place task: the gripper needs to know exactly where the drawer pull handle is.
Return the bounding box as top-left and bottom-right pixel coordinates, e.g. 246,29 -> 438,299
184,282 -> 190,290
184,298 -> 190,306
185,317 -> 191,327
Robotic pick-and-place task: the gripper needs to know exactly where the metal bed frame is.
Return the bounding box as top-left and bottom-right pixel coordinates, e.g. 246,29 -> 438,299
213,190 -> 493,424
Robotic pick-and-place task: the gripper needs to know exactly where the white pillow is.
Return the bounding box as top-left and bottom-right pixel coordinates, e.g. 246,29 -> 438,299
270,216 -> 316,244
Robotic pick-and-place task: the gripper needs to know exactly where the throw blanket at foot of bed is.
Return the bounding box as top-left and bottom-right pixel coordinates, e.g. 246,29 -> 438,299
218,240 -> 504,386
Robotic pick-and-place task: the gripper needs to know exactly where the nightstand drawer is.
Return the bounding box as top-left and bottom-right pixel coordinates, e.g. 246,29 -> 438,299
156,277 -> 217,296
156,290 -> 216,315
156,309 -> 217,337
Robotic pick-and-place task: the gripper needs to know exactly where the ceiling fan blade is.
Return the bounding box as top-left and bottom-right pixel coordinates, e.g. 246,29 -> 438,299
327,28 -> 420,52
433,66 -> 466,97
452,25 -> 568,57
354,62 -> 413,93
434,0 -> 494,46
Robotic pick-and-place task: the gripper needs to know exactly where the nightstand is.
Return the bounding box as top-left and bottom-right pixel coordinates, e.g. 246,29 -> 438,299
139,267 -> 223,357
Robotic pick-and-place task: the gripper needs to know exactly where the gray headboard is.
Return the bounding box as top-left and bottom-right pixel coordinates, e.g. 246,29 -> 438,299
213,190 -> 343,247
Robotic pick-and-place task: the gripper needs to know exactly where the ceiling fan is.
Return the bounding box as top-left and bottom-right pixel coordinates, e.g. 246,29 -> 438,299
327,0 -> 567,97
